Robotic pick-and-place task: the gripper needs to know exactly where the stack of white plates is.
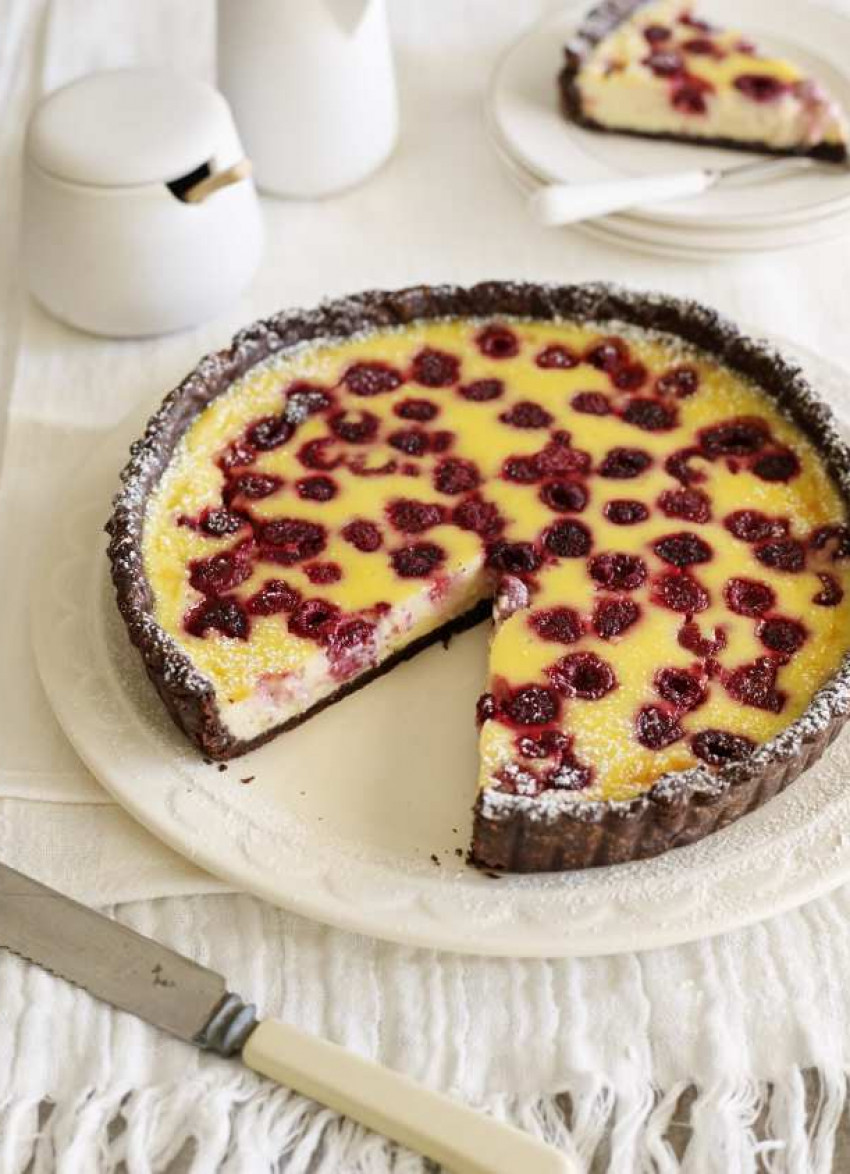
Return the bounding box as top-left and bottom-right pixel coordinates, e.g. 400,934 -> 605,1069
487,0 -> 850,258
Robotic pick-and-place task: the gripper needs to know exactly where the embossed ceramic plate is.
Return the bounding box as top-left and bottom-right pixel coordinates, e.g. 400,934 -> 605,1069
489,0 -> 850,233
31,341 -> 850,957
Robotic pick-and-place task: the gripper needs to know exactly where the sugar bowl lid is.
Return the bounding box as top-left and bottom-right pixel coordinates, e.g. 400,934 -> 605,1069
26,68 -> 241,187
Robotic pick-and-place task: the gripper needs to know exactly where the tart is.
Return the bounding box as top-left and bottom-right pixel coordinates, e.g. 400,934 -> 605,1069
559,0 -> 849,162
107,283 -> 850,872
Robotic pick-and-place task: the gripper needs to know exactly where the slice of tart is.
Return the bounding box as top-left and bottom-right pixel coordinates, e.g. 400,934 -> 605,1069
107,284 -> 850,871
559,0 -> 849,162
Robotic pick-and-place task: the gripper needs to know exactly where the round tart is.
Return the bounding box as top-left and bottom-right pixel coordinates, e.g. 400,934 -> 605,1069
107,283 -> 850,872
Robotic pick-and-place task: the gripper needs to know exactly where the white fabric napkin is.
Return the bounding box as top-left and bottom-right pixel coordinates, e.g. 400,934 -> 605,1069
6,0 -> 850,1170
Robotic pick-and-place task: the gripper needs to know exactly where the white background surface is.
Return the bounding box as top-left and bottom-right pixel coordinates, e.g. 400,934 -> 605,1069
5,0 -> 850,1170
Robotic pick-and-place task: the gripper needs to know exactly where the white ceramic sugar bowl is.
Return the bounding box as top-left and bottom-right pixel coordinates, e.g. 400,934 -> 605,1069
23,69 -> 263,338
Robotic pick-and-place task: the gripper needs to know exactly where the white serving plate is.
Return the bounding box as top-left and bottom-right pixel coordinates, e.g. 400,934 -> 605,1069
489,0 -> 850,235
32,344 -> 850,958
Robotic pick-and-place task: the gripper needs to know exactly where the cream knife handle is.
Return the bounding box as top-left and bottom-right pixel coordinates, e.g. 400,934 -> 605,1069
529,170 -> 712,226
243,1018 -> 572,1174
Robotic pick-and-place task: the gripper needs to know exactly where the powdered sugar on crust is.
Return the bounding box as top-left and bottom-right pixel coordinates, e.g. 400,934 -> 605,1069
106,283 -> 850,838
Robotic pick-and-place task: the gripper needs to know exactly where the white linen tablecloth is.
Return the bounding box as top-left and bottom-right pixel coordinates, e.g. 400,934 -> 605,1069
5,1 -> 850,1171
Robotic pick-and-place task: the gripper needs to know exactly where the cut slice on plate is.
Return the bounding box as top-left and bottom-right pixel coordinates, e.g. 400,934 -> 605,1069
107,284 -> 850,872
559,0 -> 848,162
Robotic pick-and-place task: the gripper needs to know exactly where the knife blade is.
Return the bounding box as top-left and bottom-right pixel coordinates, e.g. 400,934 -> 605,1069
0,862 -> 571,1174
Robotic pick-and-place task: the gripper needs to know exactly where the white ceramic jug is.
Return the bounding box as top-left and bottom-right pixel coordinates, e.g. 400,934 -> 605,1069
217,0 -> 398,198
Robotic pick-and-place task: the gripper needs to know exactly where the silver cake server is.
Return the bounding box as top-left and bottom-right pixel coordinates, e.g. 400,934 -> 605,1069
530,155 -> 849,227
0,861 -> 570,1174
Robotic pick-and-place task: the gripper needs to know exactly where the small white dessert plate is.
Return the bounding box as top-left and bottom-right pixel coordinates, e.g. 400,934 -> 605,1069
31,345 -> 850,958
489,0 -> 850,233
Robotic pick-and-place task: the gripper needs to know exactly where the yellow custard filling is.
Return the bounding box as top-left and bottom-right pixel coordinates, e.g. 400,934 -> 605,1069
142,318 -> 850,801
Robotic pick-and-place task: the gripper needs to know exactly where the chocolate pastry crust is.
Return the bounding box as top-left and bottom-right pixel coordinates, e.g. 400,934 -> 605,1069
106,283 -> 850,871
557,0 -> 848,164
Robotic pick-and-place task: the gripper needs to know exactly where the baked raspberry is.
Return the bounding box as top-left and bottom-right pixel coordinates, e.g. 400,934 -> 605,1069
680,12 -> 713,30
548,652 -> 617,699
459,379 -> 503,402
246,414 -> 294,451
477,325 -> 519,359
678,621 -> 726,657
395,398 -> 439,422
755,538 -> 806,573
388,428 -> 429,457
296,475 -> 338,502
430,431 -> 455,454
344,362 -> 403,396
671,81 -> 710,115
349,454 -> 398,478
656,365 -> 699,398
530,607 -> 582,645
724,509 -> 788,543
306,562 -> 342,584
589,552 -> 648,591
645,50 -> 685,77
751,449 -> 800,482
189,543 -> 253,596
653,532 -> 712,567
665,447 -> 707,485
592,597 -> 640,639
612,363 -> 648,391
571,391 -> 611,415
499,401 -> 554,429
386,498 -> 446,533
476,693 -> 497,725
258,518 -> 327,564
636,705 -> 683,749
539,479 -> 589,514
327,617 -> 376,655
217,440 -> 256,472
517,730 -> 570,759
653,572 -> 709,614
289,598 -> 341,640
813,572 -> 844,607
656,667 -> 706,711
691,729 -> 756,767
494,575 -> 530,622
433,457 -> 480,495
544,518 -> 592,558
390,541 -> 445,578
341,519 -> 382,552
621,397 -> 677,431
725,657 -> 785,712
330,409 -> 379,444
199,508 -> 246,537
411,348 -> 460,387
657,487 -> 711,523
485,540 -> 542,575
724,578 -> 776,617
502,455 -> 541,483
643,23 -> 670,42
758,617 -> 807,656
247,578 -> 301,616
604,499 -> 649,525
598,447 -> 653,479
810,524 -> 850,561
504,684 -> 560,726
682,36 -> 723,55
586,337 -> 629,371
452,495 -> 504,537
699,417 -> 770,458
284,383 -> 332,421
536,441 -> 591,477
298,438 -> 343,470
226,473 -> 283,502
185,597 -> 249,640
536,344 -> 578,369
735,74 -> 786,101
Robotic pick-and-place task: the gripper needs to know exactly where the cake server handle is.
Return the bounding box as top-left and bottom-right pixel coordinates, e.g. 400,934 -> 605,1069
529,169 -> 712,226
243,1018 -> 573,1174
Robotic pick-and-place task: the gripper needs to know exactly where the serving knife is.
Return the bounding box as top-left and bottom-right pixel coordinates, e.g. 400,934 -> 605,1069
0,862 -> 570,1174
529,155 -> 846,227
